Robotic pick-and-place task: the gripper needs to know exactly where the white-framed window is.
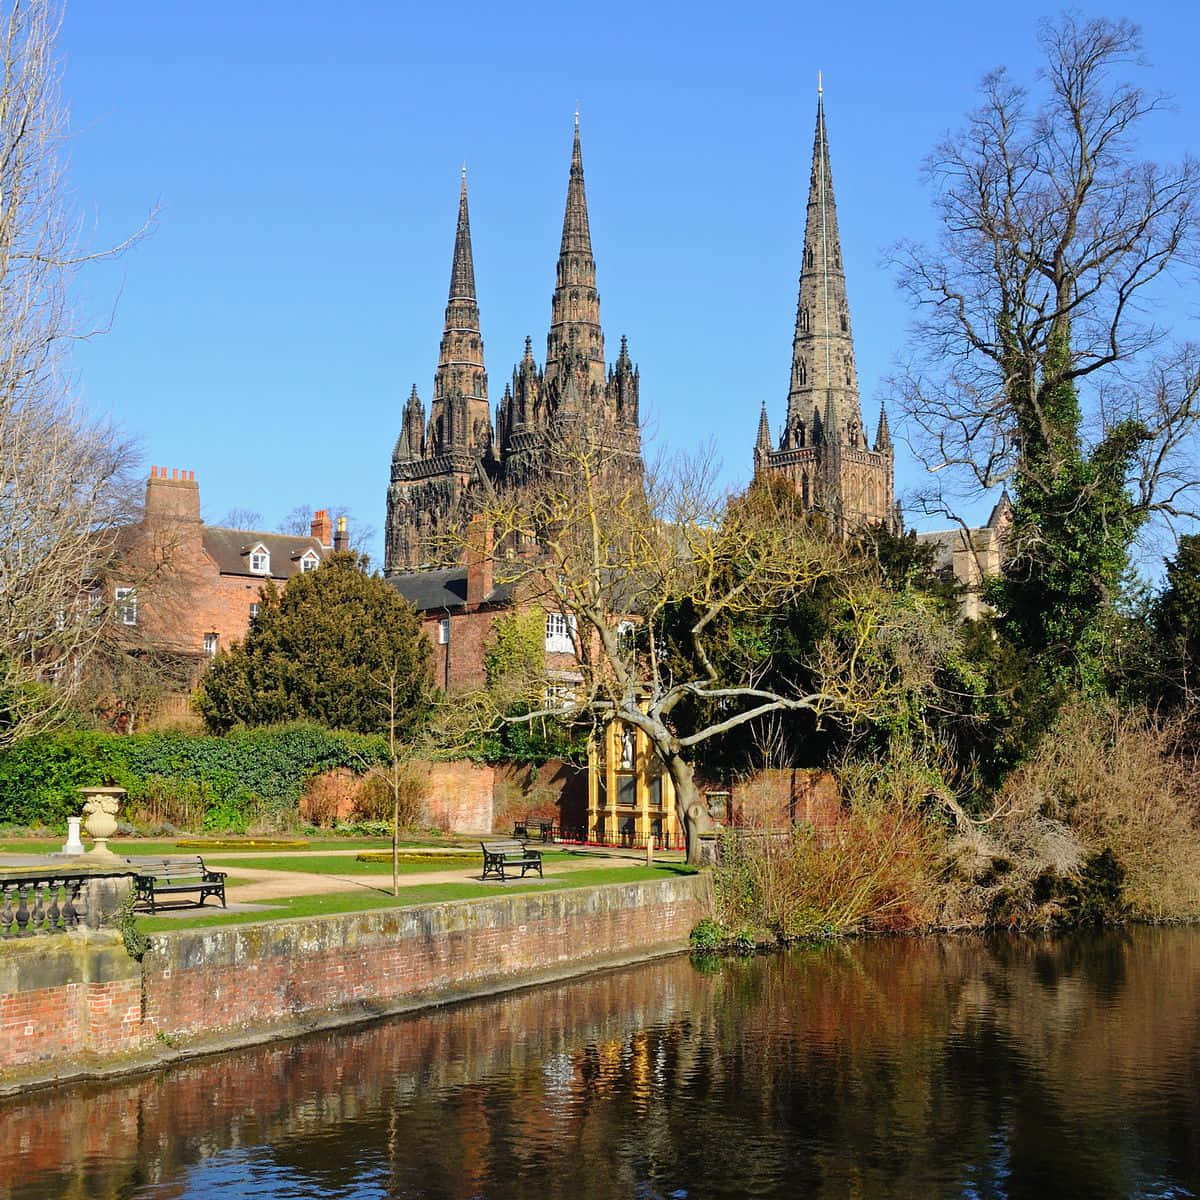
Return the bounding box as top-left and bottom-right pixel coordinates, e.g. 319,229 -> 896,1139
249,602 -> 260,622
115,587 -> 137,626
88,587 -> 104,616
300,550 -> 320,573
437,618 -> 450,645
545,612 -> 576,653
249,544 -> 270,574
203,632 -> 218,657
616,620 -> 637,652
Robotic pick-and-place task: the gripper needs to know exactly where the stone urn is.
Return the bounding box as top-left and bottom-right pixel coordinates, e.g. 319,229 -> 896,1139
79,786 -> 126,858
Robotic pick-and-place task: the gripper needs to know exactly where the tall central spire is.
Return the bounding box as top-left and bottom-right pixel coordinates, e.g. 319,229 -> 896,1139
781,83 -> 866,453
431,168 -> 490,454
545,115 -> 605,390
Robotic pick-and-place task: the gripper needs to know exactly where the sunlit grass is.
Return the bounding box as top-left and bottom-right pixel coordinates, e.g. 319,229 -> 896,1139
136,863 -> 699,933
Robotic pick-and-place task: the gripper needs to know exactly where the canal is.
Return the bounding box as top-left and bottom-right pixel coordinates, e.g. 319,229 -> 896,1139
2,927 -> 1197,1198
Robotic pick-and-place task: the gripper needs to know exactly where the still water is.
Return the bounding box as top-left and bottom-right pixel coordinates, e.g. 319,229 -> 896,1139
2,929 -> 1197,1199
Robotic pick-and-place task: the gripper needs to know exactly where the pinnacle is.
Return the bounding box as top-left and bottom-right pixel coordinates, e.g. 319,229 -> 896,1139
875,401 -> 892,452
756,403 -> 772,454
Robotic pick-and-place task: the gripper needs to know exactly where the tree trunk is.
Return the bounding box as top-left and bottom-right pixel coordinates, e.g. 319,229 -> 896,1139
663,751 -> 714,866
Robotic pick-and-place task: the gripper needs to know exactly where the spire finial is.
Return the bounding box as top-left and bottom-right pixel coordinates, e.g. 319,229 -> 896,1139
461,161 -> 466,185
817,69 -> 823,95
574,102 -> 579,129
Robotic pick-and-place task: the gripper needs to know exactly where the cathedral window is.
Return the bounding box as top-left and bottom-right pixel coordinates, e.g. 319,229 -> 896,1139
806,244 -> 814,268
799,307 -> 809,332
796,359 -> 807,386
839,305 -> 848,333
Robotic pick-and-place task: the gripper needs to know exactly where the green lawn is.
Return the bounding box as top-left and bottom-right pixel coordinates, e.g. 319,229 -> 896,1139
201,849 -> 576,875
135,863 -> 699,933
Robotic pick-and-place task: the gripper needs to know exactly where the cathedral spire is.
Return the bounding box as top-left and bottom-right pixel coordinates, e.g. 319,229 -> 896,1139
448,165 -> 476,302
545,115 -> 604,389
781,82 -> 864,452
432,168 -> 490,453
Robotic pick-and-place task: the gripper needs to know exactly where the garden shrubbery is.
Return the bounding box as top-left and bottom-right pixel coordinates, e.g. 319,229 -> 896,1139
0,723 -> 389,832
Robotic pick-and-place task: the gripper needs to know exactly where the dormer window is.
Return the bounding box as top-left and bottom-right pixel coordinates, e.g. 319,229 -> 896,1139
300,550 -> 320,573
248,544 -> 270,575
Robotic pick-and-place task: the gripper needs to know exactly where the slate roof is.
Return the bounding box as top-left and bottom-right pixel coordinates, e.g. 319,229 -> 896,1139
201,527 -> 327,581
384,567 -> 513,613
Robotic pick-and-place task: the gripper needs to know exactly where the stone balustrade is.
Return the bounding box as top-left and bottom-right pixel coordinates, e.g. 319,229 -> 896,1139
0,873 -> 87,937
0,863 -> 135,938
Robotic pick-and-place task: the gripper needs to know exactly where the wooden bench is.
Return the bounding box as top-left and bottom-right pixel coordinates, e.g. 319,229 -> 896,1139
480,839 -> 543,882
127,856 -> 227,914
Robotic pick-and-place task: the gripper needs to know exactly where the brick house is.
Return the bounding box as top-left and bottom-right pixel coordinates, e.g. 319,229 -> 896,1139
114,467 -> 341,670
384,531 -> 580,694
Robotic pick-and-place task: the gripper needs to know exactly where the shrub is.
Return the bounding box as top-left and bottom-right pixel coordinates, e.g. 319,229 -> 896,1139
301,769 -> 361,827
997,701 -> 1200,921
0,723 -> 390,833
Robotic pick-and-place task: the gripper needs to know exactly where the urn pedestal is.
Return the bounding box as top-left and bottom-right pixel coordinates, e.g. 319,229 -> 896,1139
79,786 -> 126,859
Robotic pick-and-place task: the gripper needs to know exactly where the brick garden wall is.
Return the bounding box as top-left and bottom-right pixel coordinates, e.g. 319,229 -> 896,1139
0,874 -> 712,1092
424,760 -> 494,832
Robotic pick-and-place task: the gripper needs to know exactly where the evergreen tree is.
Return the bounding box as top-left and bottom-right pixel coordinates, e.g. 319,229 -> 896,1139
196,553 -> 432,736
1153,534 -> 1200,709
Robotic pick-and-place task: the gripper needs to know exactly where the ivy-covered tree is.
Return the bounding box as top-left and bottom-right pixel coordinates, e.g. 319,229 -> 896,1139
895,16 -> 1200,703
473,609 -> 584,764
196,553 -> 432,737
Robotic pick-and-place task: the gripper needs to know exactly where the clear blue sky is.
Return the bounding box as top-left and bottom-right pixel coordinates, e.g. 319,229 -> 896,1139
59,0 -> 1200,565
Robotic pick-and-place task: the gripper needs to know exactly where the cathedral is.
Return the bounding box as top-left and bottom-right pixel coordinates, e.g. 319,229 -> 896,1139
384,119 -> 643,575
385,86 -> 896,577
754,83 -> 897,533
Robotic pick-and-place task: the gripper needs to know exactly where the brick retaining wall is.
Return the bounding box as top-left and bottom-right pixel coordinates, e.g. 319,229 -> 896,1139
0,873 -> 712,1092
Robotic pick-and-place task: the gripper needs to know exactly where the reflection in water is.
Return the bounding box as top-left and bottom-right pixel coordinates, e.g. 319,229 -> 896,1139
2,929 -> 1198,1199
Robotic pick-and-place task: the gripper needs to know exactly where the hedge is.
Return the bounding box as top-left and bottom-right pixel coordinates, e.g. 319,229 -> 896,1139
0,724 -> 390,832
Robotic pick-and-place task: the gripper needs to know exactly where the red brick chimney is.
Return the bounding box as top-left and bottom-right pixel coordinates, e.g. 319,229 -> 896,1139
465,517 -> 493,608
310,508 -> 333,547
144,466 -> 201,525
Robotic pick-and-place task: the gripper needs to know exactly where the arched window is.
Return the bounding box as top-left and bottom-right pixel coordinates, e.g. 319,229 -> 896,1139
796,359 -> 807,386
799,307 -> 809,332
806,244 -> 814,268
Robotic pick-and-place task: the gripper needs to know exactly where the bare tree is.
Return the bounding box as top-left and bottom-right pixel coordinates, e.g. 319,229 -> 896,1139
217,507 -> 264,530
278,503 -> 376,553
892,16 -> 1200,530
0,0 -> 150,746
452,418 -> 946,864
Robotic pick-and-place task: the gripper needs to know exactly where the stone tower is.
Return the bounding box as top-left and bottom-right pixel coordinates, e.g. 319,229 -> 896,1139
496,116 -> 642,487
385,170 -> 495,571
385,121 -> 645,576
755,82 -> 895,534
